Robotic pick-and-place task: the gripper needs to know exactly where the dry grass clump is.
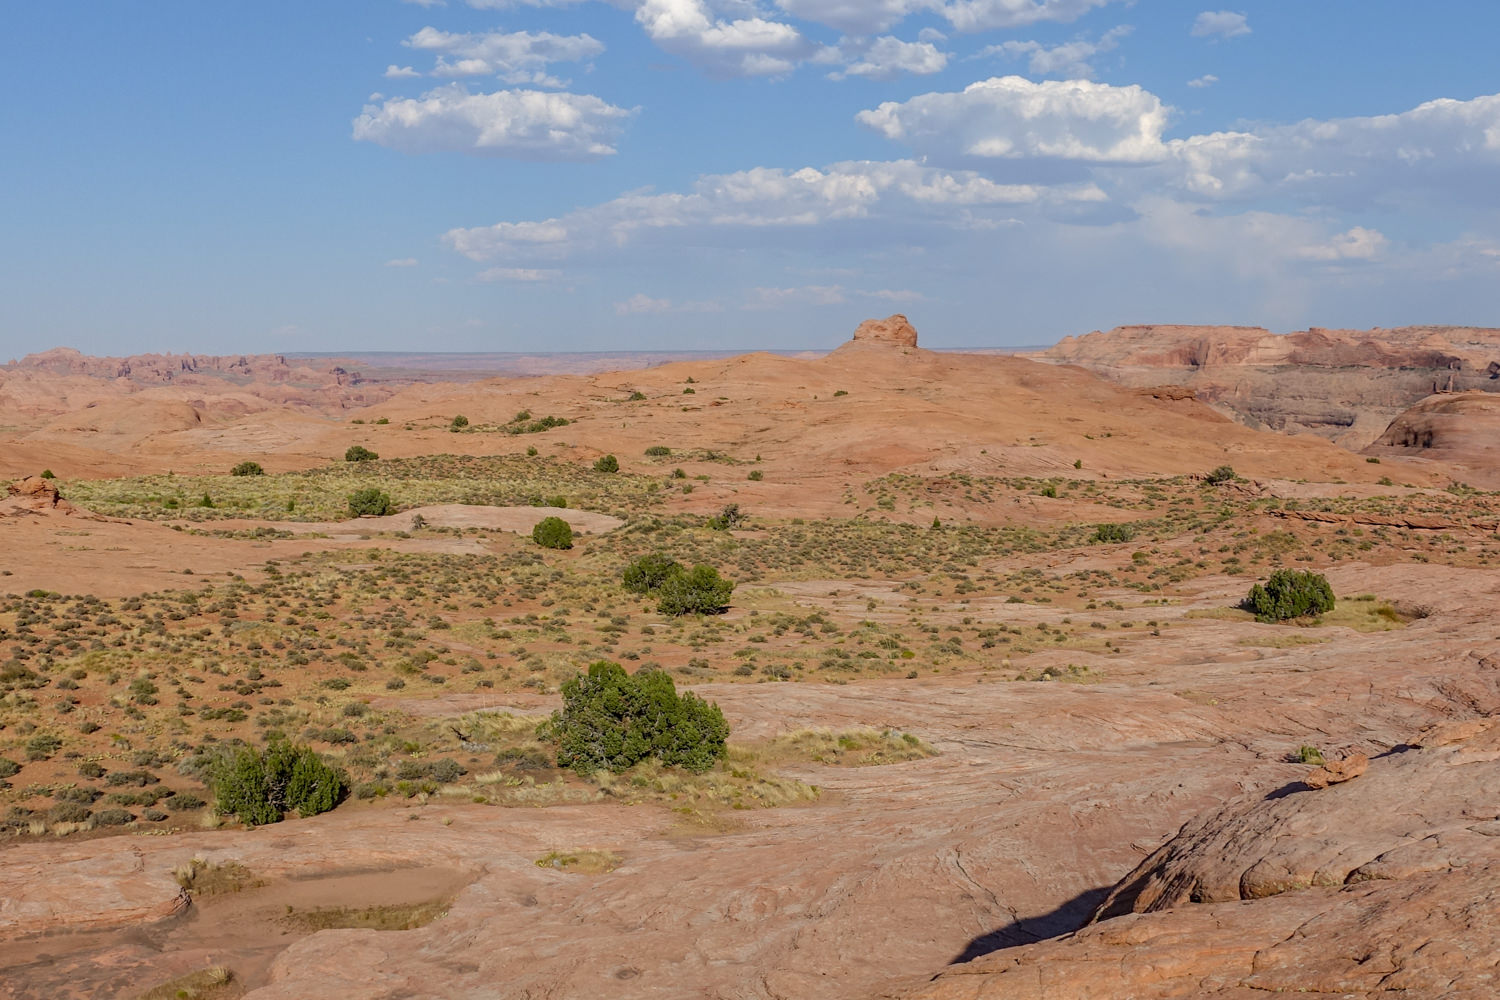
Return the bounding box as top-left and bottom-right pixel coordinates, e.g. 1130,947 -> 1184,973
174,858 -> 263,897
280,899 -> 449,932
534,849 -> 623,874
757,728 -> 936,767
136,965 -> 234,1000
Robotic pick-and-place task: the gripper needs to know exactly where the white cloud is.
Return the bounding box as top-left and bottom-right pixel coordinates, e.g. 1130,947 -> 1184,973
981,24 -> 1130,79
443,158 -> 1083,261
476,266 -> 562,281
745,285 -> 848,309
1163,93 -> 1500,204
830,36 -> 948,81
773,0 -> 932,35
856,76 -> 1170,164
352,84 -> 635,160
1295,226 -> 1389,262
864,287 -> 927,302
404,26 -> 604,86
385,65 -> 422,79
634,0 -> 815,77
940,0 -> 1118,33
1191,10 -> 1250,39
403,0 -> 447,7
385,258 -> 420,267
1187,73 -> 1218,88
614,293 -> 722,314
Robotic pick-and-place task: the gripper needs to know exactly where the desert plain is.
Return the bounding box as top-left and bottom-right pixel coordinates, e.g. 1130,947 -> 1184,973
1,315 -> 1498,999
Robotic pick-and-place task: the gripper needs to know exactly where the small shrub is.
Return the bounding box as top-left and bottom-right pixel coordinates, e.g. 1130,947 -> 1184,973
348,488 -> 394,517
549,661 -> 729,775
39,469 -> 56,479
25,733 -> 62,761
532,516 -> 574,550
747,470 -> 763,481
1205,465 -> 1237,484
706,504 -> 745,530
1247,569 -> 1335,622
628,391 -> 647,401
656,564 -> 734,616
344,445 -> 378,463
94,807 -> 134,827
644,445 -> 672,457
593,454 -> 620,474
230,461 -> 264,477
450,415 -> 469,431
1092,522 -> 1136,544
1294,745 -> 1326,765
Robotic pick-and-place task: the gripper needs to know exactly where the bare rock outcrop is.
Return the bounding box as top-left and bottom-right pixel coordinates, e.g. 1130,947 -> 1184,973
850,314 -> 919,348
7,475 -> 61,508
904,719 -> 1500,999
1302,750 -> 1368,789
1366,391 -> 1500,488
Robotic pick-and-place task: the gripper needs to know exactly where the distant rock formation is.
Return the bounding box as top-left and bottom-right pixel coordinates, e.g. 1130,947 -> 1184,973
850,314 -> 919,348
1038,324 -> 1500,448
5,347 -> 360,386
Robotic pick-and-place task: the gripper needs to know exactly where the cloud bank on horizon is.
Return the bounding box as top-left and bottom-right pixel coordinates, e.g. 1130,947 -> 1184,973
4,1 -> 1500,354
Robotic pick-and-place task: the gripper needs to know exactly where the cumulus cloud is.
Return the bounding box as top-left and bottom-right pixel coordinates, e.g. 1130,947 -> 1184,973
1191,10 -> 1250,39
940,0 -> 1119,33
773,0 -> 931,35
385,65 -> 422,79
443,158 -> 1098,261
1187,73 -> 1218,88
830,36 -> 948,81
352,84 -> 636,160
981,24 -> 1130,79
1164,93 -> 1500,205
404,25 -> 604,85
1295,226 -> 1389,262
633,0 -> 815,77
856,76 -> 1170,165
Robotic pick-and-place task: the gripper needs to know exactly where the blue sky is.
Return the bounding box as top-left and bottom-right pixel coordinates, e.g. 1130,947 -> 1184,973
4,2 -> 1499,356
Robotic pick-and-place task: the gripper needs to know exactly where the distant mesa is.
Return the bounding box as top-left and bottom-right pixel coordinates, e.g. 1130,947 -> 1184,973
850,314 -> 919,349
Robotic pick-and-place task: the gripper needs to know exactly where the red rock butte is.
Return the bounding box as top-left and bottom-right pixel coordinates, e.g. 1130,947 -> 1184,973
849,313 -> 919,348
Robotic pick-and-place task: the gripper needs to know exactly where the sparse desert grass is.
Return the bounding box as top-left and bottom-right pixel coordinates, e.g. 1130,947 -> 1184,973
4,467 -> 1498,835
757,728 -> 936,767
175,858 -> 264,897
62,454 -> 664,522
137,965 -> 235,1000
280,899 -> 449,932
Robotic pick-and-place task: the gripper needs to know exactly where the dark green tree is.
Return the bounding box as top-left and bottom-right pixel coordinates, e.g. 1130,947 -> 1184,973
656,564 -> 734,616
230,461 -> 264,476
621,552 -> 681,594
593,454 -> 620,473
1247,569 -> 1335,622
550,661 -> 729,776
532,516 -> 574,549
344,445 -> 378,463
211,741 -> 347,826
348,487 -> 394,516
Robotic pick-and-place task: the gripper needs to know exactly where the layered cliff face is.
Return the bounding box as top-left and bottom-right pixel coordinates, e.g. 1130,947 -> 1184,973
1038,325 -> 1500,448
